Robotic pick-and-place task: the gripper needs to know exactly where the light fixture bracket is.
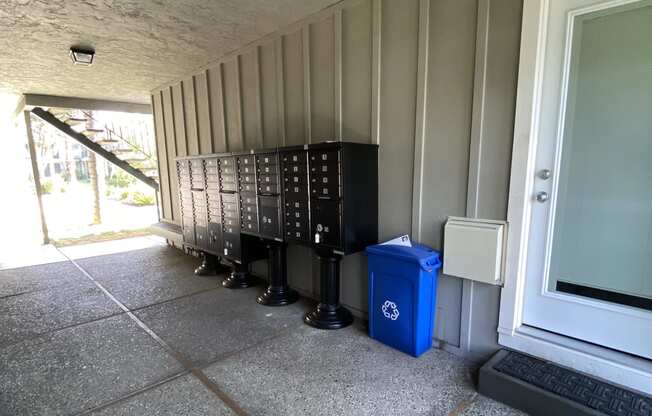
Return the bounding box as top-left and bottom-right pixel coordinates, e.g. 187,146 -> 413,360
69,47 -> 95,66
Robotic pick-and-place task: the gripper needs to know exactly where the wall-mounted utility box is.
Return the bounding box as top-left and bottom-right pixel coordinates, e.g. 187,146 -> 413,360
443,217 -> 506,286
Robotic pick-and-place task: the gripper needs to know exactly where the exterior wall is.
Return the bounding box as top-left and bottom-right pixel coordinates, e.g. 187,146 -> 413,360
151,0 -> 522,359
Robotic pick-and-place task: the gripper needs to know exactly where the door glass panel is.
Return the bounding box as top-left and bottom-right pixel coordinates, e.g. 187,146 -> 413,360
549,4 -> 652,310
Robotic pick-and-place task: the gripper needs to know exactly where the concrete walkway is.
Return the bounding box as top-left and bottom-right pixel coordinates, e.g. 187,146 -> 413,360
0,239 -> 524,415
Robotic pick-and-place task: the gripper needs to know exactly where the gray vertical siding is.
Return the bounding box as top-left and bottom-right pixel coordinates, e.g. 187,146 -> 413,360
151,0 -> 522,357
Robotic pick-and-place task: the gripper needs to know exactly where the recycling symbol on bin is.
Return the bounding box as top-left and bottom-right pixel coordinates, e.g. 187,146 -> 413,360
382,300 -> 400,321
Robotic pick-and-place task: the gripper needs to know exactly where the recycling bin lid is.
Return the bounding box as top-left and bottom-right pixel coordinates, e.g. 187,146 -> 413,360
365,243 -> 441,272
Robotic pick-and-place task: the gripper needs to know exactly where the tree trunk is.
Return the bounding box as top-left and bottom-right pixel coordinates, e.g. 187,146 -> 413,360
88,151 -> 101,225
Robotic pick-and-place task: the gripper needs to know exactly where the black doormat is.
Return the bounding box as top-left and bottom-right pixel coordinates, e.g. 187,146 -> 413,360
493,351 -> 652,416
556,281 -> 652,311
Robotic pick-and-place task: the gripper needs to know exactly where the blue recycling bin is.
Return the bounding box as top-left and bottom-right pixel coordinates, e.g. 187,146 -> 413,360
365,243 -> 442,357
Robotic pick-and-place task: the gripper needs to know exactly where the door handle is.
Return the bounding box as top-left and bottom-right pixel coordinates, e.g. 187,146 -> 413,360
535,192 -> 549,203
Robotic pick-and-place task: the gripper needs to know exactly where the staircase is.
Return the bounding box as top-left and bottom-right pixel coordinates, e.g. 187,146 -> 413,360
31,107 -> 159,189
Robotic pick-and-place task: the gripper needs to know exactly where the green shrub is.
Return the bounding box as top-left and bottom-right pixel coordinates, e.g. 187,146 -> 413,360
40,180 -> 53,195
131,192 -> 155,206
107,170 -> 135,188
120,191 -> 130,200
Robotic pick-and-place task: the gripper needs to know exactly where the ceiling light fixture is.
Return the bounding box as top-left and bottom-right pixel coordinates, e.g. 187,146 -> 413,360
69,47 -> 95,66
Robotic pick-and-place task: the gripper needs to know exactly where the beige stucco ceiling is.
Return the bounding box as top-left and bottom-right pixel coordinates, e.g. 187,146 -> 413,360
0,0 -> 340,104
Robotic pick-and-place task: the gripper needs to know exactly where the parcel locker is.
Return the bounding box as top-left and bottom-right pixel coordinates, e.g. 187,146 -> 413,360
259,195 -> 282,240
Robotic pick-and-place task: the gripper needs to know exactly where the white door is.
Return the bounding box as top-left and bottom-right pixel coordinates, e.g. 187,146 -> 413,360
524,0 -> 652,358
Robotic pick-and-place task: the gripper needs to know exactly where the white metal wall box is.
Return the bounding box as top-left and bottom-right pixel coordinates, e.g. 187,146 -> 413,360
443,217 -> 506,285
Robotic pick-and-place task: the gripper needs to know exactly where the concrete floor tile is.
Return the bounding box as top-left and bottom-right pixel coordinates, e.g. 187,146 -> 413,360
135,287 -> 311,365
0,314 -> 184,416
88,374 -> 235,416
460,395 -> 528,416
0,283 -> 122,347
0,260 -> 88,298
204,323 -> 477,416
75,246 -> 223,309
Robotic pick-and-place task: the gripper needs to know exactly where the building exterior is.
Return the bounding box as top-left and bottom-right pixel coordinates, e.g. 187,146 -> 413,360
3,0 -> 649,402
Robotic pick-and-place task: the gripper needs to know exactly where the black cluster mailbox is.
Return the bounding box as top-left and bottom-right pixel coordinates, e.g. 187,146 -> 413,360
175,141 -> 378,329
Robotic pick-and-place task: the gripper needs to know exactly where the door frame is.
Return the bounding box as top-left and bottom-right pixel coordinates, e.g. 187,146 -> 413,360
498,0 -> 652,393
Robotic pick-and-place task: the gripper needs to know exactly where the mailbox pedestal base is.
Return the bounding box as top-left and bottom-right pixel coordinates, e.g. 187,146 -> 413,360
258,242 -> 298,306
304,250 -> 353,330
222,262 -> 257,289
195,253 -> 230,276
